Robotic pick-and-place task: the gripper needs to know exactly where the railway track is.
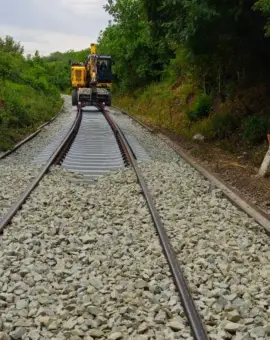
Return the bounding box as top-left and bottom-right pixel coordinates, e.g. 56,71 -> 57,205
0,101 -> 269,339
0,104 -> 209,339
0,108 -> 81,231
0,97 -> 75,222
111,106 -> 270,234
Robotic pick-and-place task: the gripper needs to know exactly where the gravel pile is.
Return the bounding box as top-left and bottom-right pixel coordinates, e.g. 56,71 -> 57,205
139,160 -> 270,340
0,167 -> 192,340
0,96 -> 74,220
108,109 -> 179,163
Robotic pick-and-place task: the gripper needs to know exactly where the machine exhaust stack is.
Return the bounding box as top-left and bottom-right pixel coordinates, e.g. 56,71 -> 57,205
91,43 -> 97,54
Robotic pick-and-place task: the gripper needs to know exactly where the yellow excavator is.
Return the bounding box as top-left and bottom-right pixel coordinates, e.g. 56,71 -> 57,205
71,43 -> 112,107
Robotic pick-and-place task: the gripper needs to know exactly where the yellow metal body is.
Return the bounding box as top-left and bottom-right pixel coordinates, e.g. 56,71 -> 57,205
71,44 -> 99,88
97,83 -> 112,88
91,43 -> 96,54
71,67 -> 112,89
71,66 -> 86,87
71,43 -> 112,106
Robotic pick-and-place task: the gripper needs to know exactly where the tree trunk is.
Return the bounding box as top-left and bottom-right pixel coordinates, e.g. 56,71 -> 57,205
257,135 -> 270,177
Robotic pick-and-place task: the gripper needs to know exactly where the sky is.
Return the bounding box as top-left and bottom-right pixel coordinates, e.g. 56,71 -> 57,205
0,0 -> 111,56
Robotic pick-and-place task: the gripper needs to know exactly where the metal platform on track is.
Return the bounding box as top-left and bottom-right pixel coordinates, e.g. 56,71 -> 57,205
32,106 -> 150,180
32,113 -> 76,165
62,108 -> 125,180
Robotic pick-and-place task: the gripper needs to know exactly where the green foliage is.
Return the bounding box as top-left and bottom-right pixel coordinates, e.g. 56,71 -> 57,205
210,112 -> 240,139
0,36 -> 62,151
186,94 -> 212,121
100,0 -> 270,150
95,0 -> 270,98
242,115 -> 269,144
254,0 -> 270,36
45,62 -> 70,92
2,0 -> 267,151
162,46 -> 194,83
0,36 -> 24,54
44,49 -> 89,64
42,48 -> 90,92
98,0 -> 172,91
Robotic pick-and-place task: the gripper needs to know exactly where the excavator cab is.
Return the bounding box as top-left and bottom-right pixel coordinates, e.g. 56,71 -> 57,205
97,56 -> 112,83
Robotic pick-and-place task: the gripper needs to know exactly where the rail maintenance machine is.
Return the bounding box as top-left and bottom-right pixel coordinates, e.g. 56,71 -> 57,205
71,43 -> 112,107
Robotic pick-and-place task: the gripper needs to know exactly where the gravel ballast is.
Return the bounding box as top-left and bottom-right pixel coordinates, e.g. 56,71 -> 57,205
108,108 -> 179,163
1,102 -> 269,339
0,96 -> 74,220
138,160 -> 270,340
0,164 -> 41,219
106,108 -> 270,339
0,167 -> 191,340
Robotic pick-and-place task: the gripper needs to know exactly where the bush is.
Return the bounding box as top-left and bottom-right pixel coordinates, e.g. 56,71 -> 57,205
242,115 -> 269,144
186,94 -> 212,121
211,112 -> 240,139
182,110 -> 241,141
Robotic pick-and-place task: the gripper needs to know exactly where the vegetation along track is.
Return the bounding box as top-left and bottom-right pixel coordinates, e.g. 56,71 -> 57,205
0,102 -> 269,339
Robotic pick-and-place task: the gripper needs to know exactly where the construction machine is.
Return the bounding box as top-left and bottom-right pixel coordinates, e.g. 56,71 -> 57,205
71,43 -> 112,107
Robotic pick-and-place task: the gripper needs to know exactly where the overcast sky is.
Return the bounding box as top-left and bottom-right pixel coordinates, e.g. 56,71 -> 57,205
0,0 -> 111,56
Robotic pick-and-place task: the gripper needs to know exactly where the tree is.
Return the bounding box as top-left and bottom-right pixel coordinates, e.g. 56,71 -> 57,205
141,0 -> 270,93
0,36 -> 24,54
254,0 -> 270,36
99,0 -> 171,91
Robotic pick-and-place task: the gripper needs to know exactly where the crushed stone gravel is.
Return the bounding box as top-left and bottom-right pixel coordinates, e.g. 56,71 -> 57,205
108,108 -> 270,338
0,167 -> 192,340
138,160 -> 270,340
108,108 -> 180,163
0,101 -> 269,340
0,96 -> 74,220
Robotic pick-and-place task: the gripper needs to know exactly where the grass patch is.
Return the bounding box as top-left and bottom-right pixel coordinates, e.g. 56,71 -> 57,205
113,80 -> 270,167
0,82 -> 62,151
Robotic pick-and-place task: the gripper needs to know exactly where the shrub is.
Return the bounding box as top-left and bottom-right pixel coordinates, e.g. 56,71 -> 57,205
211,112 -> 240,139
186,94 -> 212,121
182,110 -> 241,141
242,115 -> 269,144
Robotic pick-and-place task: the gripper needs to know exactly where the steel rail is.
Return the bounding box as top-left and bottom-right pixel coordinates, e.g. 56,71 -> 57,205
159,136 -> 270,233
103,109 -> 209,340
0,108 -> 81,233
111,106 -> 270,233
0,101 -> 65,160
